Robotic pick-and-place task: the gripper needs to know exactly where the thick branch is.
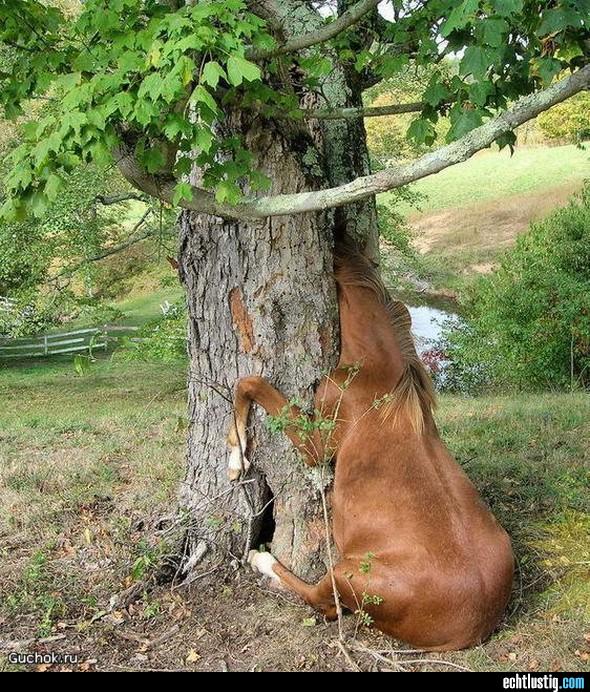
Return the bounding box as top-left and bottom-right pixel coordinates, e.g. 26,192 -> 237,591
115,65 -> 590,221
301,101 -> 424,120
248,0 -> 381,59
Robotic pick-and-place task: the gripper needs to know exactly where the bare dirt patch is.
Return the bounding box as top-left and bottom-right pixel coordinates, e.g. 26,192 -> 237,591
411,182 -> 582,259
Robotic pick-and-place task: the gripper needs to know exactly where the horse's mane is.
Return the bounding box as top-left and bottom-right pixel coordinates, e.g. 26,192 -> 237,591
334,244 -> 436,435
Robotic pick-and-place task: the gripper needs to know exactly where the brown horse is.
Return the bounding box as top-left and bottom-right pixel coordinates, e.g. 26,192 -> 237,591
227,246 -> 514,651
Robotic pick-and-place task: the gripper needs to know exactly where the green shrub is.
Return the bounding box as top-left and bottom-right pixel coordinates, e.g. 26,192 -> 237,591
537,93 -> 590,143
444,184 -> 590,392
123,299 -> 187,363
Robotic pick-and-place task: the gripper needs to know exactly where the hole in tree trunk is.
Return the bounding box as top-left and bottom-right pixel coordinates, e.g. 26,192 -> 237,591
256,482 -> 276,547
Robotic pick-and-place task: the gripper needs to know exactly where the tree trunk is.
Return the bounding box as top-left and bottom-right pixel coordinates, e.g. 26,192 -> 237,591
178,5 -> 378,581
178,120 -> 340,580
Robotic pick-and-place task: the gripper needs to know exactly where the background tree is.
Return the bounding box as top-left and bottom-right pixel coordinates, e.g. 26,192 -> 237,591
1,0 -> 589,579
537,90 -> 590,143
442,184 -> 590,393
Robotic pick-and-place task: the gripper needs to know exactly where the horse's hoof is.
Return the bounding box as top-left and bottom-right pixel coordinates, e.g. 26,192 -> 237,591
248,550 -> 280,582
227,447 -> 250,481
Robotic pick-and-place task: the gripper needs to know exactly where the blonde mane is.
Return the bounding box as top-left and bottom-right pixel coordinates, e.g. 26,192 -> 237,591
335,246 -> 436,435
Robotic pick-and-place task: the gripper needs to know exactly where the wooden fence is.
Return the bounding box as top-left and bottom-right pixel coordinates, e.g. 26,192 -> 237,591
0,296 -> 17,314
0,325 -> 140,359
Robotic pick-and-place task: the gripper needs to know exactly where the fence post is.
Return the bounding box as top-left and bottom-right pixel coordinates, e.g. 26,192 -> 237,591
43,335 -> 48,356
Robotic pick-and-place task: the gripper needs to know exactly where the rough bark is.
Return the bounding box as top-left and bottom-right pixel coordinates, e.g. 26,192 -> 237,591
178,119 -> 340,580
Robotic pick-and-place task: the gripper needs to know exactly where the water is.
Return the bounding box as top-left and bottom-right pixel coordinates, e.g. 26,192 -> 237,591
408,304 -> 458,354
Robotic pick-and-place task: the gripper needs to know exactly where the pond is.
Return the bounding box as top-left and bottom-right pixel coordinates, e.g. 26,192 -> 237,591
408,304 -> 459,354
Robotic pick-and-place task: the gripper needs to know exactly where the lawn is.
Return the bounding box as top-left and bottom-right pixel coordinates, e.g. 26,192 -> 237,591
390,144 -> 590,215
113,284 -> 184,327
1,358 -> 588,671
387,144 -> 590,297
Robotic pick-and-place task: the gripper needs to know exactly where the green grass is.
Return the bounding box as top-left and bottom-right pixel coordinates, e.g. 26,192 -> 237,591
0,358 -> 588,669
0,358 -> 186,636
439,392 -> 590,670
388,144 -> 590,215
113,284 -> 184,326
385,145 -> 590,301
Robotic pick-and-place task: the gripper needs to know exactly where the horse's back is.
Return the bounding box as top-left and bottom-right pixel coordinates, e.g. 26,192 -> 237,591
331,417 -> 514,648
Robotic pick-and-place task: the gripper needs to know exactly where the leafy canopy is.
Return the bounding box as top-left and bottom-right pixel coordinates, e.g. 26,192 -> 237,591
0,0 -> 589,218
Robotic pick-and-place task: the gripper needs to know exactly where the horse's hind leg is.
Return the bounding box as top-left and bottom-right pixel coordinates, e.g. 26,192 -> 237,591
248,550 -> 338,619
227,376 -> 325,480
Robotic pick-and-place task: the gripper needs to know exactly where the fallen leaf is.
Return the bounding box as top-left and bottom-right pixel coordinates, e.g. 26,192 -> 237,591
186,649 -> 201,664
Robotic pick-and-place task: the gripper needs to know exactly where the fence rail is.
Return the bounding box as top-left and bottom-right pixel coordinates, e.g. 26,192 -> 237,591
0,296 -> 17,314
0,325 -> 140,359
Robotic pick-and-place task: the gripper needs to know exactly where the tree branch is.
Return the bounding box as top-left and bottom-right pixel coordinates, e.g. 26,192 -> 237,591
96,191 -> 150,205
248,0 -> 381,59
301,101 -> 424,120
115,65 -> 590,221
50,208 -> 173,283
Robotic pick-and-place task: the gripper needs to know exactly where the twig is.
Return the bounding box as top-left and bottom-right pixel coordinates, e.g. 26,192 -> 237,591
106,665 -> 189,672
114,630 -> 148,645
352,643 -> 407,672
400,658 -> 473,672
0,633 -> 66,651
336,639 -> 362,672
143,624 -> 180,650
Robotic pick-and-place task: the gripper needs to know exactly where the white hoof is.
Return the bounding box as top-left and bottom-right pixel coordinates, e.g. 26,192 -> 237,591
248,550 -> 280,582
228,446 -> 250,481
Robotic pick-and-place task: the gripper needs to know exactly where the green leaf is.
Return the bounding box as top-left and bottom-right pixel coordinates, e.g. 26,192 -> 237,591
469,81 -> 494,107
193,126 -> 213,153
215,180 -> 241,204
492,0 -> 523,16
189,85 -> 218,114
447,107 -> 483,140
226,55 -> 261,86
163,114 -> 190,140
533,57 -> 563,86
538,8 -> 583,36
495,130 -> 516,152
460,46 -> 490,80
118,50 -> 143,73
424,79 -> 450,107
202,61 -> 226,89
112,91 -> 134,118
61,110 -> 88,137
44,173 -> 62,202
87,110 -> 106,131
172,182 -> 193,205
142,147 -> 166,173
441,0 -> 480,37
133,99 -> 158,126
481,17 -> 509,47
407,118 -> 436,146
